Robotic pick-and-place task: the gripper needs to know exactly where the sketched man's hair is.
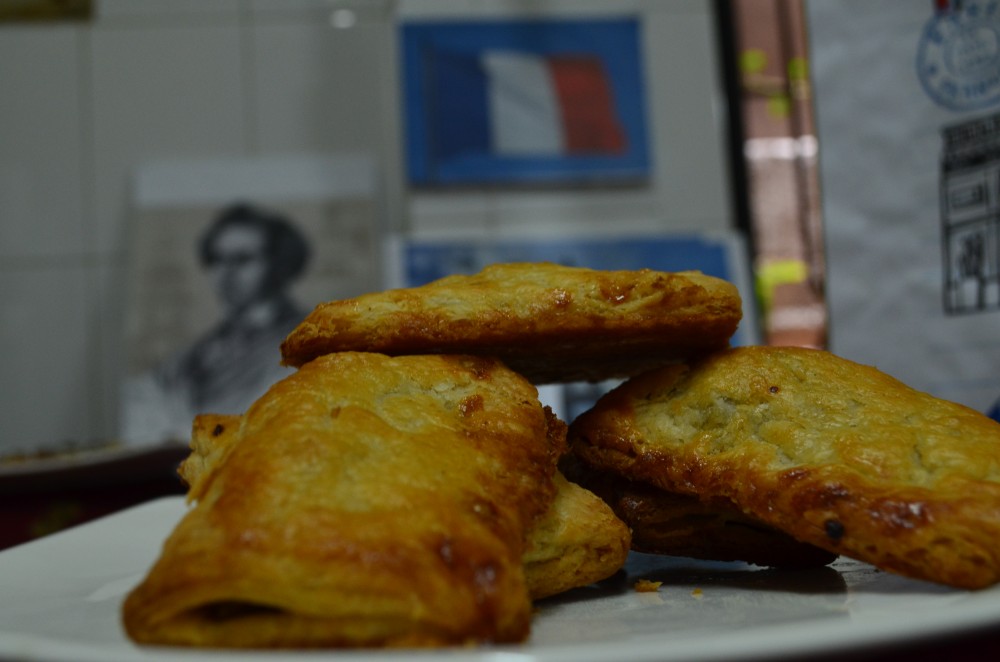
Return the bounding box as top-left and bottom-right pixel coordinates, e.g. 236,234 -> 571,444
199,202 -> 311,287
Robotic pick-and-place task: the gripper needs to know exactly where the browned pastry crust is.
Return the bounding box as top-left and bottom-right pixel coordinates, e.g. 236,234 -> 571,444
569,346 -> 1000,589
563,458 -> 835,568
123,352 -> 565,648
179,412 -> 238,503
179,415 -> 631,603
522,472 -> 632,599
279,262 -> 743,384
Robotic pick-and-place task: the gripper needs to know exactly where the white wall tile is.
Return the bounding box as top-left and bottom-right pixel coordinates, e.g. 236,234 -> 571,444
394,0 -> 706,19
93,259 -> 127,443
249,18 -> 403,227
88,23 -> 249,257
250,21 -> 388,154
0,265 -> 99,454
83,23 -> 252,449
0,26 -> 88,259
644,8 -> 731,229
249,0 -> 333,17
96,0 -> 241,20
249,0 -> 398,28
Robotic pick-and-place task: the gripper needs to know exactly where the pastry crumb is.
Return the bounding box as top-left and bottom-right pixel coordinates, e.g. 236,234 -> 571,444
634,579 -> 662,593
691,588 -> 704,599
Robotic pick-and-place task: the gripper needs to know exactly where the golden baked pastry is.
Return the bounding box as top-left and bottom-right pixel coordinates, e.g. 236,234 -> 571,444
280,262 -> 743,384
522,471 -> 632,599
569,346 -> 1000,589
123,352 -> 565,648
561,453 -> 835,568
178,412 -> 239,503
178,415 -> 630,603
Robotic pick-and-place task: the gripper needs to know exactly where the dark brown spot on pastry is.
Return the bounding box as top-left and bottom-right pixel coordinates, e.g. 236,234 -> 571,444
817,483 -> 851,506
460,395 -> 484,416
824,519 -> 845,541
198,601 -> 283,622
212,424 -> 225,437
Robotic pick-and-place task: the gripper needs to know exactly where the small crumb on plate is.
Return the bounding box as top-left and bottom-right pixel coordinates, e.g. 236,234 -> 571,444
634,579 -> 662,593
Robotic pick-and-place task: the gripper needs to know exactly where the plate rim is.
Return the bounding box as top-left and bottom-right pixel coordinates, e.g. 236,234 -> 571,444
2,497 -> 999,662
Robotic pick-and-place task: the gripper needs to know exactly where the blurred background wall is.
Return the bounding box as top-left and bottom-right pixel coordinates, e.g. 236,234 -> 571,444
0,0 -> 736,453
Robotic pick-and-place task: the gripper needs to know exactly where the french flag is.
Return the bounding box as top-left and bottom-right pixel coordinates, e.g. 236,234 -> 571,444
430,49 -> 627,160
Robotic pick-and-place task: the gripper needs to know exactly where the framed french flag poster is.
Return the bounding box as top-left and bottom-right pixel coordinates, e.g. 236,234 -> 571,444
401,17 -> 651,187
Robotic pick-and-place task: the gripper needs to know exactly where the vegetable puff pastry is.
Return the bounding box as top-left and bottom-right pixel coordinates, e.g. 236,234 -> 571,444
280,262 -> 743,384
521,471 -> 632,599
569,346 -> 1000,589
177,413 -> 631,604
123,352 -> 566,648
560,457 -> 836,569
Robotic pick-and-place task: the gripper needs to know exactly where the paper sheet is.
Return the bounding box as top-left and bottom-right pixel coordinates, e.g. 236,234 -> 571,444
806,0 -> 1000,415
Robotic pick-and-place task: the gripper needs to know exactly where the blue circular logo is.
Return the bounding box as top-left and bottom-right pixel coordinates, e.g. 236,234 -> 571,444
917,1 -> 1000,111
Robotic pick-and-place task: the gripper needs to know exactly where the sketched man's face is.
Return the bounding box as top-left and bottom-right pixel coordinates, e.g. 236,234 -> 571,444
206,224 -> 270,312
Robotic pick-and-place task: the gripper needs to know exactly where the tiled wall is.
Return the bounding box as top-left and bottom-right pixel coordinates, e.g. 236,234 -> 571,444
0,0 -> 731,454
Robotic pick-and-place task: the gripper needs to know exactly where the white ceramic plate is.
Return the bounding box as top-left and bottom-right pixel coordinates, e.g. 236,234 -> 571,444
2,497 -> 999,662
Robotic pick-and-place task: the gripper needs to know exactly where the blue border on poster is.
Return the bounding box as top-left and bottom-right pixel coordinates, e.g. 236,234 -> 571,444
401,18 -> 651,187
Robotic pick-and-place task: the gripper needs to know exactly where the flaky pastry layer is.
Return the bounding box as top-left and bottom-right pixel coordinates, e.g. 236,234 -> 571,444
280,262 -> 743,384
124,352 -> 565,648
179,411 -> 630,604
570,346 -> 1000,589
